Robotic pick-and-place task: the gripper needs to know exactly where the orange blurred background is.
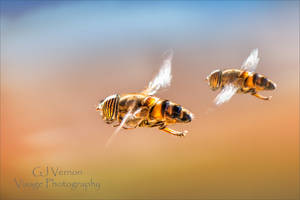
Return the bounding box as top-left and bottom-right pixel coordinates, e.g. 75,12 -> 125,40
0,1 -> 299,199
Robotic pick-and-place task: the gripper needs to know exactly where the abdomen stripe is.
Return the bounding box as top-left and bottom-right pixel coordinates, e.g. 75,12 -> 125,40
161,100 -> 169,117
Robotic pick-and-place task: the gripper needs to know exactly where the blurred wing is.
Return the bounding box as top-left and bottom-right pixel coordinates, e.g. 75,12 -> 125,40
105,104 -> 137,147
214,84 -> 238,105
113,110 -> 133,132
142,51 -> 173,95
241,48 -> 260,72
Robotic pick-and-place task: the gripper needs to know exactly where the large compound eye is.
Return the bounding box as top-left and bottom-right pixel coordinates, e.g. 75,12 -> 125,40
99,94 -> 119,122
209,73 -> 217,88
208,70 -> 221,90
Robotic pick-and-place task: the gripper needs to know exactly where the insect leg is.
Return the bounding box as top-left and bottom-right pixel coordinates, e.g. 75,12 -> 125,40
159,126 -> 187,137
251,91 -> 270,100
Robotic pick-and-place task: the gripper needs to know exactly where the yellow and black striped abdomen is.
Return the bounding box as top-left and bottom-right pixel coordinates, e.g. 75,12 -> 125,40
243,73 -> 276,91
149,99 -> 192,124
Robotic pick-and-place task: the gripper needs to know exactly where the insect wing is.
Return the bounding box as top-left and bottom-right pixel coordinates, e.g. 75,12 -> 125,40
105,105 -> 136,147
214,84 -> 238,105
142,51 -> 173,95
241,48 -> 260,72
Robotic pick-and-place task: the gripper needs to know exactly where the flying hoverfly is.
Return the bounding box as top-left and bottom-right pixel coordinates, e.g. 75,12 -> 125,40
96,53 -> 193,137
206,49 -> 277,105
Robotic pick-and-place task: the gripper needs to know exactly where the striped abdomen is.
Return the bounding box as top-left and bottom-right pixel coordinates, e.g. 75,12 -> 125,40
242,72 -> 276,91
145,97 -> 193,124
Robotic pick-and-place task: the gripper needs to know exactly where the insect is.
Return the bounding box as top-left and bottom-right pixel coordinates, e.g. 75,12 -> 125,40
206,49 -> 277,105
96,53 -> 193,137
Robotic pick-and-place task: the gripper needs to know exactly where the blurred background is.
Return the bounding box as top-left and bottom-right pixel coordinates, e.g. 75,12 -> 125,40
0,1 -> 299,199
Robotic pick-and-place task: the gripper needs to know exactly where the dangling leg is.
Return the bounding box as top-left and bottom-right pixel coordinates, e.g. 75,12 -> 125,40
251,91 -> 271,100
159,126 -> 187,137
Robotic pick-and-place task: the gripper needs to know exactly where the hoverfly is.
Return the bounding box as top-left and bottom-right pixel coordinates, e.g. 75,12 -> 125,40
206,49 -> 277,105
97,52 -> 193,137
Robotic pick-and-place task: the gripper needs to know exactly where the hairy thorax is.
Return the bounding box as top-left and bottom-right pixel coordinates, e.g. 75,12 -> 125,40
220,69 -> 244,88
